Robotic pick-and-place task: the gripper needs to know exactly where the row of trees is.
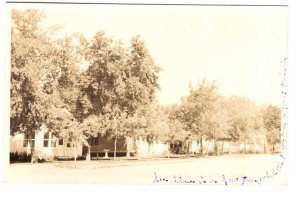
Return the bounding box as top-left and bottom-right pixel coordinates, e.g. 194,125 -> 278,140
10,10 -> 281,162
164,79 -> 281,155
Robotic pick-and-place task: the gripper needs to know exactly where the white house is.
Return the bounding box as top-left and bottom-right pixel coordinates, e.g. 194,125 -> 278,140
10,124 -> 82,160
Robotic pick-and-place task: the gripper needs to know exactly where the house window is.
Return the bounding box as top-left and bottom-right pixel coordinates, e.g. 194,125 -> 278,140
67,143 -> 71,148
58,138 -> 63,146
44,132 -> 56,147
43,132 -> 49,147
23,133 -> 35,148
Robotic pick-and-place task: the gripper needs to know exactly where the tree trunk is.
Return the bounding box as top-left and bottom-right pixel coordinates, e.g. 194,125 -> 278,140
74,146 -> 77,162
126,137 -> 131,158
86,147 -> 91,161
185,141 -> 189,158
243,141 -> 246,154
213,138 -> 217,156
114,135 -> 118,161
199,136 -> 203,156
206,145 -> 209,156
148,140 -> 152,160
217,141 -> 220,156
29,132 -> 36,164
205,139 -> 209,156
221,141 -> 224,155
167,143 -> 170,159
148,144 -> 150,160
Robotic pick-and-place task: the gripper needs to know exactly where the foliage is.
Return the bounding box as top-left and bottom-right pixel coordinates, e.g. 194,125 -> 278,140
166,82 -> 279,154
10,10 -> 78,135
262,104 -> 281,147
165,104 -> 188,142
11,10 -> 88,162
180,79 -> 219,139
205,96 -> 230,141
136,104 -> 171,143
10,152 -> 31,163
76,32 -> 162,158
225,96 -> 258,144
11,9 -> 51,135
10,10 -> 162,160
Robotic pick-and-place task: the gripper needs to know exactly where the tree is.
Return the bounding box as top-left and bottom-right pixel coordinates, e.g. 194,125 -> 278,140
11,9 -> 45,134
10,9 -> 64,162
164,104 -> 189,155
226,96 -> 260,153
165,104 -> 187,142
179,78 -> 219,155
11,10 -> 91,163
205,96 -> 230,155
101,105 -> 134,160
51,109 -> 89,162
77,33 -> 161,159
135,104 -> 171,157
262,104 -> 281,153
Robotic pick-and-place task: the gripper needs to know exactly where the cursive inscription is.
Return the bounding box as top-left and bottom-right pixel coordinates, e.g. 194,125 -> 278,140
153,163 -> 284,186
280,57 -> 288,160
153,172 -> 169,183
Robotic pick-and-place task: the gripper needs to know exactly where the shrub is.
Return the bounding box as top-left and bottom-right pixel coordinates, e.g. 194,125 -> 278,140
10,152 -> 31,163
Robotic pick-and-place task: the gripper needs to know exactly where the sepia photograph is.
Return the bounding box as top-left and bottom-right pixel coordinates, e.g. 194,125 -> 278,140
4,1 -> 288,186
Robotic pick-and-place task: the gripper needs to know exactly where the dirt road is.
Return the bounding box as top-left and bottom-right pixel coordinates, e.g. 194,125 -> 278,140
4,154 -> 286,185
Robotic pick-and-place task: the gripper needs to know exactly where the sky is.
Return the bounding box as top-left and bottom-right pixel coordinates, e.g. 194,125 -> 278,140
10,4 -> 288,105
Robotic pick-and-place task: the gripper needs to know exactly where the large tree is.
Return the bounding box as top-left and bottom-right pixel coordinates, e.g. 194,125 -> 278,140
76,33 -> 161,159
179,78 -> 219,155
135,103 -> 170,157
165,104 -> 187,142
262,104 -> 281,153
11,9 -> 47,134
10,9 -> 66,162
225,96 -> 261,153
11,9 -> 89,162
205,96 -> 230,155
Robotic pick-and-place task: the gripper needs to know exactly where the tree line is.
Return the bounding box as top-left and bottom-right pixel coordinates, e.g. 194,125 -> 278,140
10,10 -> 281,161
165,79 -> 280,155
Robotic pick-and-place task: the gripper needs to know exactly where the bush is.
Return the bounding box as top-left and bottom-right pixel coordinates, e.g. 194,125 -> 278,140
10,152 -> 31,163
76,155 -> 86,160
